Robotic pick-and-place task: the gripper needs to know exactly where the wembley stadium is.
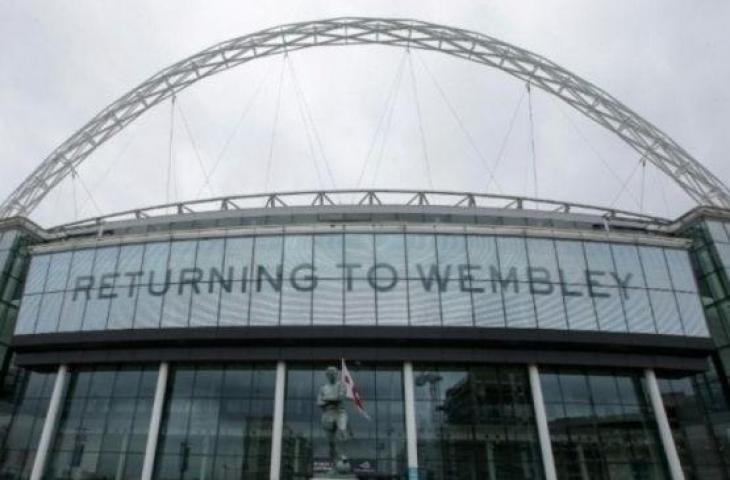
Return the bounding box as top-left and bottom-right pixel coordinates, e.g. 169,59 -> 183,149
1,17 -> 730,480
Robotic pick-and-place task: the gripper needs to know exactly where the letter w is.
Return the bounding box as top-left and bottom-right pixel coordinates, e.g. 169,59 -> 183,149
417,265 -> 451,292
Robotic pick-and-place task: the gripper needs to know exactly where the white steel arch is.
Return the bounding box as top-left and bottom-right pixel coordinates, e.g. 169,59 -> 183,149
2,17 -> 728,218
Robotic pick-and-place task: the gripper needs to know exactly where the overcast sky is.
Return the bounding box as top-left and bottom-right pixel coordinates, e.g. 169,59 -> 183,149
1,1 -> 729,227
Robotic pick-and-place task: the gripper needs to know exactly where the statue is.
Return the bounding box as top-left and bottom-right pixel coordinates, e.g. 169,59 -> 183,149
317,366 -> 353,476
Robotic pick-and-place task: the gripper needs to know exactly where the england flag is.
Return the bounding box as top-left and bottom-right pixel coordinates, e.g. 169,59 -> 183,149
341,359 -> 371,420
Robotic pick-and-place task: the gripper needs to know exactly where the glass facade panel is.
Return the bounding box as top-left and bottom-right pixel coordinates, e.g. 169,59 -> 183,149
155,364 -> 275,480
15,233 -> 705,337
658,375 -> 727,479
540,368 -> 667,479
44,366 -> 156,480
0,372 -> 56,479
282,363 -> 405,479
414,364 -> 542,479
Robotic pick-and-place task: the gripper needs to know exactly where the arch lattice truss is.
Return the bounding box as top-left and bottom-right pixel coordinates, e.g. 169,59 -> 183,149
3,17 -> 729,218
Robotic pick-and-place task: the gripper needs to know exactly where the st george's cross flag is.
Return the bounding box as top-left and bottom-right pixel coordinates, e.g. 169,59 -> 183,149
341,359 -> 371,420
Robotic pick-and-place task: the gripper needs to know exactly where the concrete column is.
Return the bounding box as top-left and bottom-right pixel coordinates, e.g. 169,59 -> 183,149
528,364 -> 557,480
644,369 -> 685,480
141,362 -> 169,480
269,361 -> 286,480
30,364 -> 69,480
403,362 -> 419,480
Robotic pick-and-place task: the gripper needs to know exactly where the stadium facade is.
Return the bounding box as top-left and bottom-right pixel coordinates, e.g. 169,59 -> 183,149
2,16 -> 730,480
0,194 -> 729,480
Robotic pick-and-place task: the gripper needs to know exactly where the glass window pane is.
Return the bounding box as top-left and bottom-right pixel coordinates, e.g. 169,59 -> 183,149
24,255 -> 50,294
677,292 -> 709,337
376,282 -> 408,326
189,285 -> 220,327
195,239 -> 224,272
639,246 -> 672,290
45,252 -> 72,292
664,249 -> 697,292
584,242 -> 613,272
408,279 -> 440,326
93,246 -> 120,277
611,244 -> 647,289
313,234 -> 343,279
624,288 -> 656,333
440,286 -> 472,327
407,234 -> 437,279
108,287 -> 138,330
564,292 -> 597,331
250,279 -> 280,326
707,221 -> 729,243
142,243 -> 170,283
466,235 -> 497,281
134,288 -> 163,329
167,241 -> 197,282
503,286 -> 536,328
533,288 -> 568,330
58,290 -> 86,332
83,292 -> 111,331
375,234 -> 406,279
497,237 -> 529,282
649,290 -> 682,335
345,278 -> 375,325
37,293 -> 64,333
16,294 -> 41,334
283,235 -> 313,277
218,282 -> 249,327
472,285 -> 505,328
594,288 -> 627,332
344,234 -> 373,277
312,280 -> 343,325
254,236 -> 283,272
281,281 -> 312,325
555,240 -> 587,285
526,238 -> 558,279
223,237 -> 253,282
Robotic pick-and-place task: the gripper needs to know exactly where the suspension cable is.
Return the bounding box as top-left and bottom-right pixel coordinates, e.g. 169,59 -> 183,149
406,51 -> 433,189
370,54 -> 407,188
487,89 -> 527,192
264,57 -> 287,192
610,154 -> 647,208
639,157 -> 647,213
196,61 -> 275,198
285,56 -> 325,188
176,100 -> 216,197
356,52 -> 408,189
526,82 -> 538,200
415,51 -> 504,194
286,55 -> 337,189
71,170 -> 78,221
165,95 -> 177,205
71,166 -> 103,217
551,98 -> 643,210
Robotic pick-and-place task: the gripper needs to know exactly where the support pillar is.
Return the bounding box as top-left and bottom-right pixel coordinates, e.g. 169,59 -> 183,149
30,364 -> 69,480
270,360 -> 286,480
141,362 -> 169,480
403,362 -> 419,480
644,369 -> 685,480
528,364 -> 557,480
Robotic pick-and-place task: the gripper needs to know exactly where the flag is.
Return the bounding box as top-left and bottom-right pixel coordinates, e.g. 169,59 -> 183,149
341,358 -> 371,420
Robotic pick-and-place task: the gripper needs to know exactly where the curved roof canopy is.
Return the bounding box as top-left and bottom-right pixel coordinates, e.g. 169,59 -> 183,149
2,17 -> 728,218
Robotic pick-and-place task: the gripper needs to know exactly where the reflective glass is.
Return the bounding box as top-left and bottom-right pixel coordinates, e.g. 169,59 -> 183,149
154,365 -> 274,480
624,288 -> 656,333
223,237 -> 253,281
497,237 -> 529,282
45,252 -> 72,292
44,366 -> 155,480
195,238 -> 224,272
664,249 -> 697,292
15,294 -> 41,334
24,255 -> 49,295
313,234 -> 343,279
611,244 -> 647,289
676,292 -> 709,337
406,234 -> 437,279
648,290 -> 682,335
415,365 -> 542,480
639,247 -> 672,290
142,243 -> 170,282
526,238 -> 559,279
283,364 -> 404,479
540,368 -> 667,479
466,235 -> 498,281
35,292 -> 63,333
282,235 -> 312,277
555,240 -> 587,285
345,278 -> 376,325
375,234 -> 406,279
344,234 -> 374,276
